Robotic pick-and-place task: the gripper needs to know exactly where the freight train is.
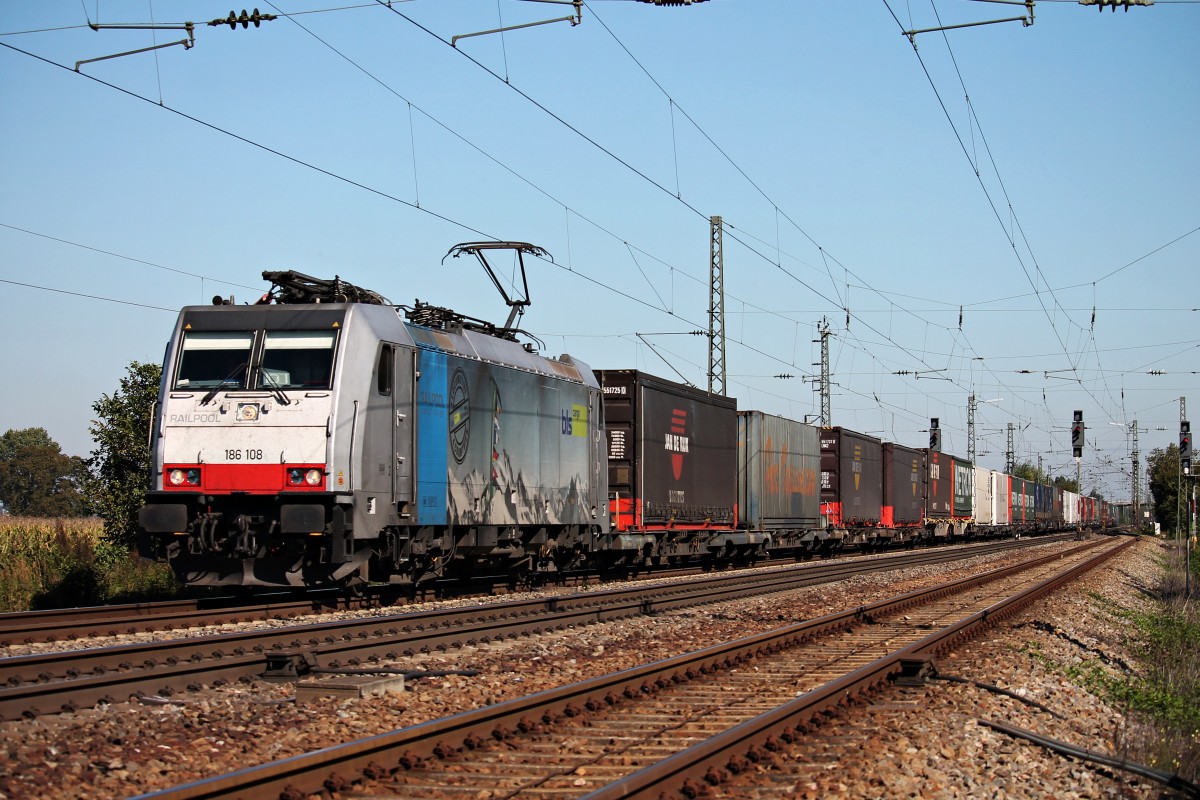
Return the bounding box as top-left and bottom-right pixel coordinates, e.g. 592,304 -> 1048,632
137,250 -> 1111,589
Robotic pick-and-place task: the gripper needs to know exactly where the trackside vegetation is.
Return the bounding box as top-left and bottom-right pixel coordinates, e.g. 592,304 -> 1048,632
0,516 -> 178,613
1120,544 -> 1200,784
1021,540 -> 1199,786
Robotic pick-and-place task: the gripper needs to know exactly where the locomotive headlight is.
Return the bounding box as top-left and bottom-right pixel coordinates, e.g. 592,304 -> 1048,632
168,469 -> 201,486
287,468 -> 323,487
237,403 -> 260,422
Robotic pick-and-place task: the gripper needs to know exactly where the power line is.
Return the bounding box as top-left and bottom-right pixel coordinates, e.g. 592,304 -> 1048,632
878,0 -> 1134,434
0,222 -> 262,293
0,277 -> 176,311
6,9 -> 1184,456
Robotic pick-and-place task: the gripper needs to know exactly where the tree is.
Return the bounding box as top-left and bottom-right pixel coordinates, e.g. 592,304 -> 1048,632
0,428 -> 88,516
1147,444 -> 1184,534
86,362 -> 162,548
1052,475 -> 1081,493
1012,462 -> 1044,483
1011,461 -> 1080,492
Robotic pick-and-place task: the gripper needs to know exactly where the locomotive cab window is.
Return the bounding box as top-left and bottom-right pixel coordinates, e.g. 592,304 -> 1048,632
174,331 -> 254,390
376,344 -> 393,396
259,331 -> 337,389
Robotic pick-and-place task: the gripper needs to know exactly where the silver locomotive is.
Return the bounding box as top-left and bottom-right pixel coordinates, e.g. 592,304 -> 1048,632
138,243 -> 608,588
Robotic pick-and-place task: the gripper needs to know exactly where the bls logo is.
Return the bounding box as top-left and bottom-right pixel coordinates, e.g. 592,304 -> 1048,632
665,408 -> 690,480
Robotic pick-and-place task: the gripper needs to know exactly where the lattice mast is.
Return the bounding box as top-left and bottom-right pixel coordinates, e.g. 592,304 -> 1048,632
708,216 -> 727,396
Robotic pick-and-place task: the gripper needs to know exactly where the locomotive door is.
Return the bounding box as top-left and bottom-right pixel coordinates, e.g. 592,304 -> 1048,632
393,345 -> 416,514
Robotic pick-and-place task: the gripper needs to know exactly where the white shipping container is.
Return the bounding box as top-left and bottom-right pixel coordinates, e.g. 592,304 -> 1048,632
974,468 -> 995,527
1063,490 -> 1080,525
993,471 -> 1011,526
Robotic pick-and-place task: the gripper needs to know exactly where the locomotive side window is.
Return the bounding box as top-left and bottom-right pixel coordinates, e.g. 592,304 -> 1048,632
377,344 -> 393,396
174,331 -> 254,389
260,331 -> 337,389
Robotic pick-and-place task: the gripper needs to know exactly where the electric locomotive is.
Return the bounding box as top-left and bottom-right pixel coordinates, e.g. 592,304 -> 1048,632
138,243 -> 609,588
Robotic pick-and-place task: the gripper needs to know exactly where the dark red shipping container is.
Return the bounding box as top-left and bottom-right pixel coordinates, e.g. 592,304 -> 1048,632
596,370 -> 737,531
820,427 -> 883,527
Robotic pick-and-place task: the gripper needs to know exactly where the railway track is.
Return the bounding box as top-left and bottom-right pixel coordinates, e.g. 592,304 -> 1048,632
0,536 -> 1067,721
0,590 -> 372,647
127,536 -> 1131,800
0,536 -> 1072,647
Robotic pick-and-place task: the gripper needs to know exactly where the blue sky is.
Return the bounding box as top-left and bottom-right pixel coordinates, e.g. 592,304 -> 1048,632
1,0 -> 1196,501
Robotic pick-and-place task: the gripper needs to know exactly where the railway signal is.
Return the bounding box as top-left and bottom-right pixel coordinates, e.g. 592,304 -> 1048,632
1182,421 -> 1192,472
1072,410 -> 1084,458
929,418 -> 941,452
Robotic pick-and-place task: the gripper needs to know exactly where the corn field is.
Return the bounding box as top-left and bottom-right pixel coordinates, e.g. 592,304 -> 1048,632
0,516 -> 177,612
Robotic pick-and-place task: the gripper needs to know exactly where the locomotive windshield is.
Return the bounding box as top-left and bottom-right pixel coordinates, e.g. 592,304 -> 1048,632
260,331 -> 336,389
173,329 -> 337,391
174,331 -> 253,389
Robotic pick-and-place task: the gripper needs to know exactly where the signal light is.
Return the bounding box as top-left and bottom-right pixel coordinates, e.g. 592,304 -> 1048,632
1183,421 -> 1192,470
1071,410 -> 1084,458
929,418 -> 941,452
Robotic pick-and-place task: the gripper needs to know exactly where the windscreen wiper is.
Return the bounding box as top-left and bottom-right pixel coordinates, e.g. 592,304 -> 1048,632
199,362 -> 248,405
258,368 -> 293,406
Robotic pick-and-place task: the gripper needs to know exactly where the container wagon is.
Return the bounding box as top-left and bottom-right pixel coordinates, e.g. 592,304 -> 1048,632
737,410 -> 824,553
974,467 -> 1012,537
820,427 -> 883,549
596,369 -> 740,568
925,450 -> 973,538
882,442 -> 927,545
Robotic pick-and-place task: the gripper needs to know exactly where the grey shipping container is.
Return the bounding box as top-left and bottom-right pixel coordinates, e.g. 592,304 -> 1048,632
819,427 -> 883,527
737,411 -> 821,529
596,369 -> 737,530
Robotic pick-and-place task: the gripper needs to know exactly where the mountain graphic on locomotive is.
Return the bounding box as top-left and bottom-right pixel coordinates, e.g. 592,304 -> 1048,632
138,242 -> 1112,590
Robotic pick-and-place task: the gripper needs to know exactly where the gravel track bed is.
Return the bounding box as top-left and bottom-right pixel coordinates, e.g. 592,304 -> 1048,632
706,537 -> 1168,800
0,537 -> 1157,799
0,542 -> 1018,660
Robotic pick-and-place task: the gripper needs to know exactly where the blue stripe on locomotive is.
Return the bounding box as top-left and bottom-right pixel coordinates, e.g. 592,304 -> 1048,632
416,350 -> 449,525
